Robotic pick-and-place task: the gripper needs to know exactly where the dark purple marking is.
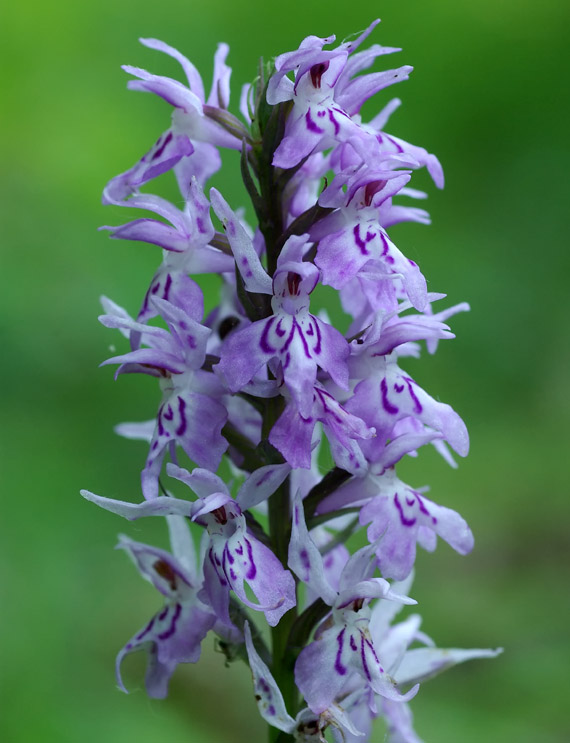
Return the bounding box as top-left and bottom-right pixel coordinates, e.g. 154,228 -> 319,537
151,282 -> 160,295
260,317 -> 277,354
287,272 -> 301,296
175,396 -> 187,436
163,273 -> 172,300
163,404 -> 174,422
258,677 -> 271,694
299,548 -> 311,574
235,543 -> 244,555
158,606 -> 169,621
327,109 -> 340,136
360,634 -> 372,681
364,180 -> 388,206
394,492 -> 416,527
394,383 -> 405,393
380,233 -> 390,257
157,602 -> 181,640
416,493 -> 435,522
384,133 -> 404,153
282,351 -> 290,370
135,616 -> 155,641
151,440 -> 159,451
229,568 -> 237,581
267,705 -> 276,716
406,496 -> 415,506
280,321 -> 297,355
350,635 -> 357,652
245,538 -> 257,580
157,405 -> 166,436
254,469 -> 272,487
312,317 -> 322,355
154,559 -> 179,591
213,506 -> 228,525
305,109 -> 324,134
196,217 -> 207,234
294,504 -> 300,525
225,545 -> 234,565
186,333 -> 196,348
381,378 -> 399,415
151,131 -> 173,161
293,319 -> 311,359
334,629 -> 347,675
317,110 -> 326,117
404,377 -> 423,414
353,224 -> 370,256
310,61 -> 329,88
275,319 -> 286,338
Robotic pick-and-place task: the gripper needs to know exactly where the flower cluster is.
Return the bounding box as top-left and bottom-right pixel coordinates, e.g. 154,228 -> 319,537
84,21 -> 500,742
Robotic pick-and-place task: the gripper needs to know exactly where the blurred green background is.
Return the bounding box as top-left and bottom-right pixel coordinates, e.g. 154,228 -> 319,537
1,0 -> 568,741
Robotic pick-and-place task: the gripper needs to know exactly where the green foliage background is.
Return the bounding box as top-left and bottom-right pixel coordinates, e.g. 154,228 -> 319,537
1,1 -> 568,741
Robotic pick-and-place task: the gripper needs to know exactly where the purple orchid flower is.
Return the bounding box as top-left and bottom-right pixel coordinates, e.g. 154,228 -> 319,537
99,296 -> 228,498
101,179 -> 233,323
312,168 -> 427,310
211,189 -> 350,416
103,39 -> 243,203
114,516 -> 215,698
269,384 -> 375,474
345,351 -> 469,464
288,492 -> 419,713
167,465 -> 296,627
243,621 -> 366,741
267,21 -> 412,169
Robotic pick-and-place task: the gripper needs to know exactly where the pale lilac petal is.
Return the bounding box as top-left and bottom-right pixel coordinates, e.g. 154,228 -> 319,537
295,633 -> 351,714
269,401 -> 314,469
139,38 -> 206,100
207,43 -> 231,108
99,219 -> 188,253
381,699 -> 423,743
394,647 -> 503,686
244,538 -> 297,626
217,318 -> 273,392
116,601 -> 215,698
243,622 -> 296,732
166,515 -> 197,579
80,490 -> 193,519
336,66 -> 413,117
123,66 -> 204,113
236,463 -> 292,510
166,464 -> 227,500
115,420 -> 155,442
289,490 -> 338,606
210,188 -> 272,294
102,131 -> 193,203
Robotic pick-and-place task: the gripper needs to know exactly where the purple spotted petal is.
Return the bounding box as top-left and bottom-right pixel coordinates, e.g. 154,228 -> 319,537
236,463 -> 292,510
243,622 -> 296,733
142,388 -> 228,499
210,188 -> 272,294
359,472 -> 474,581
102,130 -> 194,203
347,367 -> 469,461
116,600 -> 215,698
289,490 -> 338,606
